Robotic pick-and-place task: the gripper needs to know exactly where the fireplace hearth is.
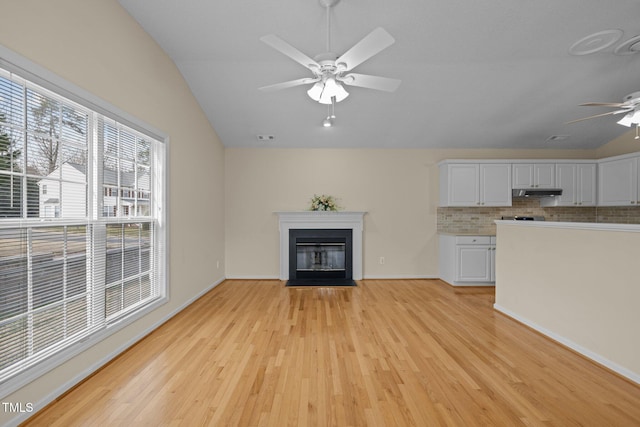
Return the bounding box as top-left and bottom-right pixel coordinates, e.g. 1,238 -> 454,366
287,229 -> 355,286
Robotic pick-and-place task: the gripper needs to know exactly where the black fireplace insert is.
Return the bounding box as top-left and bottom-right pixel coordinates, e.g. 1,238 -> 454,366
287,228 -> 355,286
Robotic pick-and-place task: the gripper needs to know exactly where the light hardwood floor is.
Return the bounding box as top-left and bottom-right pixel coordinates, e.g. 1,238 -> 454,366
23,279 -> 640,426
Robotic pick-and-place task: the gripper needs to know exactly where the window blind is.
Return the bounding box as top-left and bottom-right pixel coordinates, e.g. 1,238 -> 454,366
0,65 -> 166,388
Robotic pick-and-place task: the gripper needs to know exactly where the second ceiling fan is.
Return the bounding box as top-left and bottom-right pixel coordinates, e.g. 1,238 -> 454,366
567,91 -> 640,126
259,0 -> 401,105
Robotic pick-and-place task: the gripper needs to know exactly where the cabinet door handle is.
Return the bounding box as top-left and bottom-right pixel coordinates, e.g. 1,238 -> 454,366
632,201 -> 636,204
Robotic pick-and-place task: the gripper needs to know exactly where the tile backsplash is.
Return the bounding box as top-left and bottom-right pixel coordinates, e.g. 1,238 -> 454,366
437,199 -> 640,235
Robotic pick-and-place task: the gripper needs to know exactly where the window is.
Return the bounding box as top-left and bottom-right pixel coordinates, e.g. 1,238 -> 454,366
102,119 -> 151,218
0,62 -> 167,394
105,222 -> 152,318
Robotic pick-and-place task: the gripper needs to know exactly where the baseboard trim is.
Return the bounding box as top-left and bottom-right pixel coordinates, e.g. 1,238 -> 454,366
9,277 -> 226,427
493,303 -> 640,385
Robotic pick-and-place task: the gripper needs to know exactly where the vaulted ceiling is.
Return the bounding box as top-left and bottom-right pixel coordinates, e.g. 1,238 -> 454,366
118,0 -> 640,149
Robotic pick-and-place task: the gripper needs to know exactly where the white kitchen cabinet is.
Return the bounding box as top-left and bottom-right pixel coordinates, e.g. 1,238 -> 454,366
598,156 -> 640,206
547,163 -> 596,207
439,235 -> 495,286
440,163 -> 479,206
512,163 -> 556,189
439,162 -> 511,207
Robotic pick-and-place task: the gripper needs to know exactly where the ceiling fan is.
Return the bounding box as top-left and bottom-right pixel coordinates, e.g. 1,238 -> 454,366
567,91 -> 640,127
258,0 -> 401,105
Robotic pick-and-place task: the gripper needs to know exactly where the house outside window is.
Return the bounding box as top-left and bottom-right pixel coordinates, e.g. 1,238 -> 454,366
0,61 -> 167,397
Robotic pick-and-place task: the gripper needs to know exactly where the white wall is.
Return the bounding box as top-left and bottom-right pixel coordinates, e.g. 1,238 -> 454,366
0,1 -> 225,424
595,128 -> 640,158
494,222 -> 640,383
225,148 -> 435,278
225,147 -> 597,279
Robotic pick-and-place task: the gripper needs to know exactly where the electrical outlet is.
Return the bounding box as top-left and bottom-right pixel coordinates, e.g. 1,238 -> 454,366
379,257 -> 385,265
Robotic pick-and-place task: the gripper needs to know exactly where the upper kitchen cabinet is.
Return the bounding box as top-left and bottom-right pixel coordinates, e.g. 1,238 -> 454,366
544,163 -> 596,207
598,154 -> 640,206
512,163 -> 555,189
439,162 -> 511,207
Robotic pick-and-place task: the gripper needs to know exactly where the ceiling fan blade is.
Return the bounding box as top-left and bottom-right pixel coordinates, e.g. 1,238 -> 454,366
259,77 -> 319,92
579,102 -> 627,107
260,34 -> 320,71
565,109 -> 632,124
336,27 -> 395,72
341,73 -> 401,92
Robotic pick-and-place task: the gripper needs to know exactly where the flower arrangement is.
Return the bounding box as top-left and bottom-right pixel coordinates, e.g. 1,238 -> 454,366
309,194 -> 340,211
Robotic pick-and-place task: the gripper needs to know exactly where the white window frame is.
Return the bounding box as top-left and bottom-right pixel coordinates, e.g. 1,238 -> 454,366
0,45 -> 169,400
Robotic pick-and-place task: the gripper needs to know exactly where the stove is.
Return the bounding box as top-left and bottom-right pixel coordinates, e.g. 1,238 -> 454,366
501,216 -> 545,221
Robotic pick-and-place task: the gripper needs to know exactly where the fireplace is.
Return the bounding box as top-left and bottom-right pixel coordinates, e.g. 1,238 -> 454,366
276,211 -> 365,285
288,229 -> 353,285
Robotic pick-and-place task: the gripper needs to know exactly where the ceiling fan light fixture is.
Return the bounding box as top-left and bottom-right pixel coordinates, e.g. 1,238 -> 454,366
617,109 -> 640,127
333,84 -> 349,103
307,81 -> 324,101
318,77 -> 349,104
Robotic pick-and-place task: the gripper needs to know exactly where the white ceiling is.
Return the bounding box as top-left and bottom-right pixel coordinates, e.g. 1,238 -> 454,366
118,0 -> 640,150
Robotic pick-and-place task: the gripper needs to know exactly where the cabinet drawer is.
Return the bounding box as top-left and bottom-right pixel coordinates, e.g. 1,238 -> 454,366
455,236 -> 492,245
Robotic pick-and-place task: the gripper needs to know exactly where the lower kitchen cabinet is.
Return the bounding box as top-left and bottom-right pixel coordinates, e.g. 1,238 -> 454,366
439,234 -> 496,286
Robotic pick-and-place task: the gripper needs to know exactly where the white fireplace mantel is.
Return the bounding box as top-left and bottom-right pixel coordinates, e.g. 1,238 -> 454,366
276,211 -> 366,281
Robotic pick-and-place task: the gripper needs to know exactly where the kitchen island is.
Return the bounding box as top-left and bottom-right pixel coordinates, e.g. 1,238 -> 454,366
494,220 -> 640,384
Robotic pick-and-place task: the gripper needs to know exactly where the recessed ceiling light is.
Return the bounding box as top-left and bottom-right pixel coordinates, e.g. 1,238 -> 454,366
569,30 -> 623,56
256,135 -> 275,141
546,135 -> 570,142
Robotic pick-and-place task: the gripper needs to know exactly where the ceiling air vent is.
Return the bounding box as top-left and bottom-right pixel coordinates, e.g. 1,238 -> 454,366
546,135 -> 570,142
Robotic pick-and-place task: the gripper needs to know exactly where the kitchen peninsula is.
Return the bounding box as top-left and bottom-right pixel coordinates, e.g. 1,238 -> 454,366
493,220 -> 640,384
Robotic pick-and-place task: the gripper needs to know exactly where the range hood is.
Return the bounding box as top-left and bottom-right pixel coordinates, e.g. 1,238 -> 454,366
512,188 -> 563,198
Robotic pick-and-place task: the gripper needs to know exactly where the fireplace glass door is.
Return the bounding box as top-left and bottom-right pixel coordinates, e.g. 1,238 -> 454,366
296,243 -> 346,274
288,229 -> 352,281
